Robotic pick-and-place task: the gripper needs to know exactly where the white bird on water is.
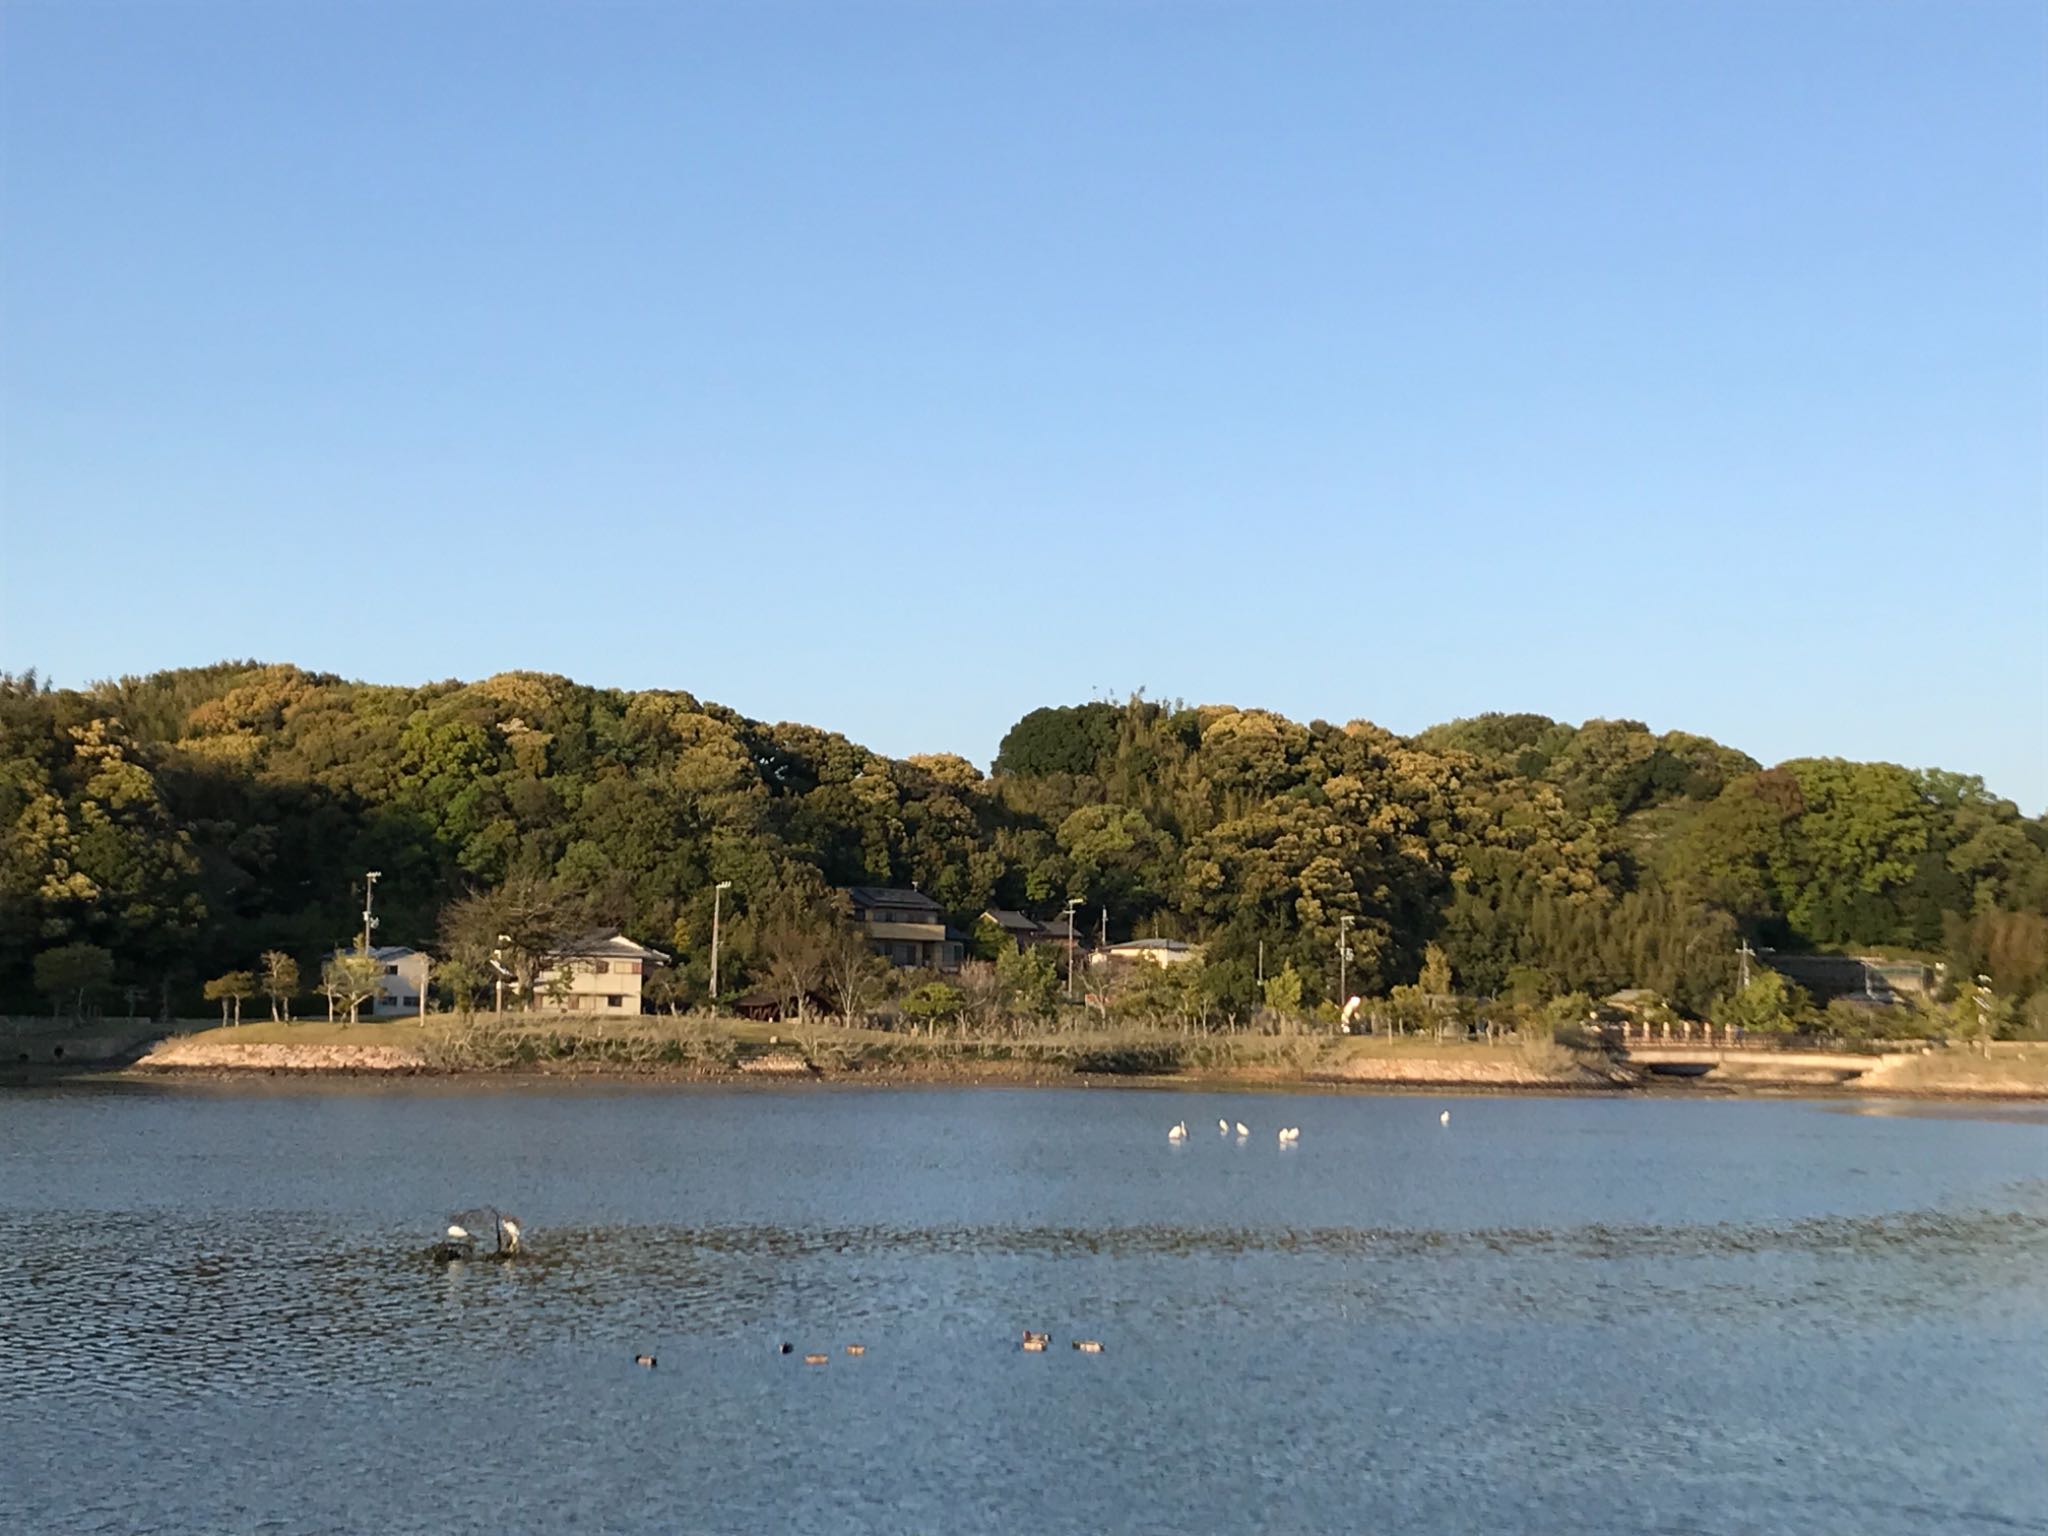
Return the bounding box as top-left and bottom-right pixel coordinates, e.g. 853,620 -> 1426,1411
1168,1121 -> 1188,1142
1235,1122 -> 1249,1138
1277,1127 -> 1300,1145
1218,1118 -> 1230,1135
1440,1110 -> 1451,1127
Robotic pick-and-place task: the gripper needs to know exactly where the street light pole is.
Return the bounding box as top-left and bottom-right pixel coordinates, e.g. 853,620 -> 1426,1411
361,870 -> 381,956
710,881 -> 733,1014
1338,915 -> 1355,1013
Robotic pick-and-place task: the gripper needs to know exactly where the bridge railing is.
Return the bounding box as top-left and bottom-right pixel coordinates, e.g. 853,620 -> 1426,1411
1604,1022 -> 1930,1055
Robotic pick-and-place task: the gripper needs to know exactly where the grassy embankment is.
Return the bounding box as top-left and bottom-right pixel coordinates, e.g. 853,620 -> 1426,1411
142,1013 -> 1618,1088
126,1016 -> 2048,1096
1853,1043 -> 2048,1097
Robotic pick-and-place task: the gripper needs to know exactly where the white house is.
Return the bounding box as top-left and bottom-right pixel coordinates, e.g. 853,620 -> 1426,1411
1088,938 -> 1205,969
534,933 -> 668,1015
362,945 -> 430,1018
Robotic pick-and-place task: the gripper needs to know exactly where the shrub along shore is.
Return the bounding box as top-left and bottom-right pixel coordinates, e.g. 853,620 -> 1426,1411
108,1015 -> 2048,1098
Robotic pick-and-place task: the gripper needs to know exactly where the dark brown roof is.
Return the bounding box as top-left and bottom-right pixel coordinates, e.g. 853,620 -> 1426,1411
844,886 -> 942,913
982,909 -> 1045,933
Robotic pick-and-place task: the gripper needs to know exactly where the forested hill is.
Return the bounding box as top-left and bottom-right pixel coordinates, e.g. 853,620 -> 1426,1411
2,663 -> 2043,1020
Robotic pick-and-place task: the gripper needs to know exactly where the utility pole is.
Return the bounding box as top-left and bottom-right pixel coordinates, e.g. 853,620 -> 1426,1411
1064,897 -> 1083,1002
361,870 -> 381,956
1737,938 -> 1754,991
710,881 -> 733,1015
1257,940 -> 1264,988
1976,974 -> 1994,1056
1338,915 -> 1355,1013
1100,907 -> 1108,951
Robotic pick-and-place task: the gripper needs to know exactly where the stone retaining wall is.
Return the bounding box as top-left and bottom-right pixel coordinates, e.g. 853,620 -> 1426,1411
135,1040 -> 428,1073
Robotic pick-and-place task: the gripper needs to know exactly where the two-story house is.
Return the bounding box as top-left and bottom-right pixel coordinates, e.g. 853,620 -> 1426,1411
844,887 -> 965,972
534,932 -> 668,1015
361,945 -> 430,1018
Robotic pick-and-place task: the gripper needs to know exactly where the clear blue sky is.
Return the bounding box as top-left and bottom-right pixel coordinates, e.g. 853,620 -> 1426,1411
3,1 -> 2043,808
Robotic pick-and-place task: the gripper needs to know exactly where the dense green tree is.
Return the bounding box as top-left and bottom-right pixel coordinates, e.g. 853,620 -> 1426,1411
33,941 -> 114,1019
203,971 -> 255,1025
994,704 -> 1122,778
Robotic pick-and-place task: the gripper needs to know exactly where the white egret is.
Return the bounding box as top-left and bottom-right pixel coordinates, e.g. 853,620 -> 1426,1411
1167,1121 -> 1188,1142
1235,1122 -> 1249,1137
1440,1110 -> 1451,1127
1218,1119 -> 1230,1135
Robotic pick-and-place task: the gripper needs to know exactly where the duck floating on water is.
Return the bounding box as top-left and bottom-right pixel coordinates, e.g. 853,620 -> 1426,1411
1072,1339 -> 1105,1354
634,1354 -> 657,1369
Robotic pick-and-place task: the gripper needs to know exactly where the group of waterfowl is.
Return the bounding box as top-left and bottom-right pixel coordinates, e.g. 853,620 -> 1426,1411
775,1341 -> 865,1365
1021,1330 -> 1103,1353
430,1210 -> 522,1263
1165,1118 -> 1300,1145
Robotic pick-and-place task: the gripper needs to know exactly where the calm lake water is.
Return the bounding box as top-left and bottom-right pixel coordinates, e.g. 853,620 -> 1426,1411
3,1082 -> 2045,1535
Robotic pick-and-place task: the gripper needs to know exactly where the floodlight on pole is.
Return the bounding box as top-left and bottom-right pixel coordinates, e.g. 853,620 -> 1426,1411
362,871 -> 382,956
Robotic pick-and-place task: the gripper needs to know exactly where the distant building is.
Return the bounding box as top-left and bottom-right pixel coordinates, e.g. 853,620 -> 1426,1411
361,945 -> 429,1018
980,908 -> 1055,950
1089,938 -> 1204,969
844,887 -> 965,971
535,933 -> 667,1015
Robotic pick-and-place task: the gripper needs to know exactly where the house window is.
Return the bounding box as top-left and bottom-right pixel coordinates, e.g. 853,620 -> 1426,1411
606,995 -> 623,1009
401,996 -> 419,1008
384,965 -> 399,976
591,960 -> 610,975
623,961 -> 641,976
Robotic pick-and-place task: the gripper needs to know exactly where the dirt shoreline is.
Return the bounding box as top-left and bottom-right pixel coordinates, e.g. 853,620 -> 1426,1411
100,1037 -> 2048,1100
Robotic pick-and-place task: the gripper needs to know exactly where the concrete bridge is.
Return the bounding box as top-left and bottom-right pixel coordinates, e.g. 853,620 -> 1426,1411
1606,1020 -> 1928,1083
